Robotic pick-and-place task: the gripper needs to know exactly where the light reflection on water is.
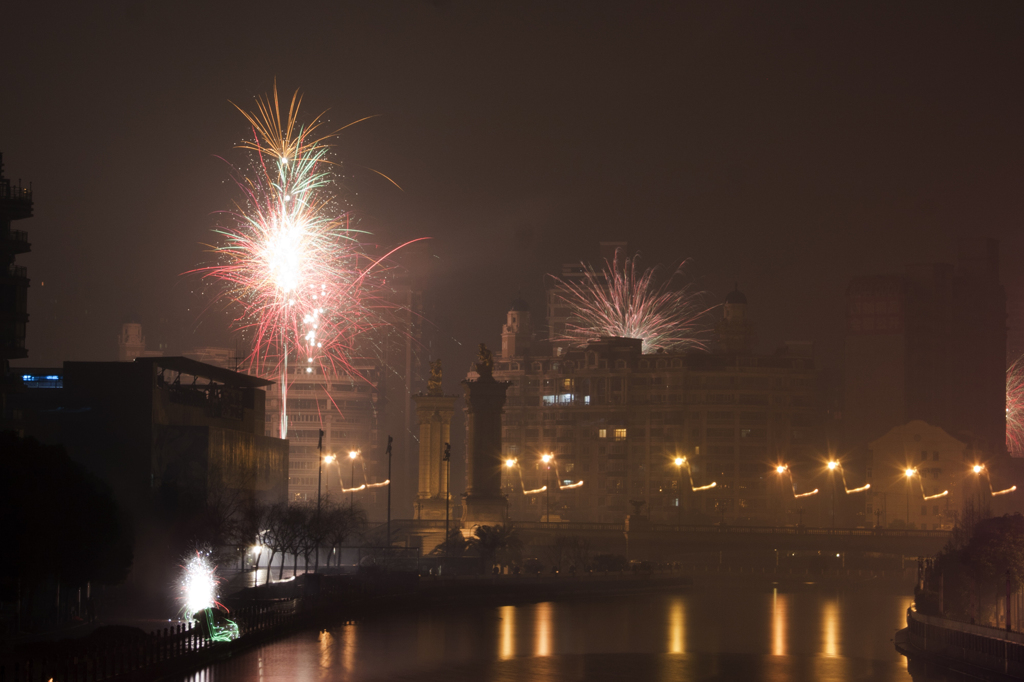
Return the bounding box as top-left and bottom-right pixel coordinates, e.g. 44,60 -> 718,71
667,597 -> 685,654
178,586 -> 928,682
771,588 -> 787,656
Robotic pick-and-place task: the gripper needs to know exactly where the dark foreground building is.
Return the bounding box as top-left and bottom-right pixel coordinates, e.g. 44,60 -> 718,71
19,357 -> 288,518
0,153 -> 33,432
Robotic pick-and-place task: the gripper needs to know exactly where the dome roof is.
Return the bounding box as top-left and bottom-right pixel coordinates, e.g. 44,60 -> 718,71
725,288 -> 747,305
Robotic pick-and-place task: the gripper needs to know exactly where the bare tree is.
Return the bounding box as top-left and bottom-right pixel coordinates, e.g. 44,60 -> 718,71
323,502 -> 367,568
232,496 -> 270,584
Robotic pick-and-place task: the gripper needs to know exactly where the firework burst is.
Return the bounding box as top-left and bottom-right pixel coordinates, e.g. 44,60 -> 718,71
1007,355 -> 1024,454
194,86 -> 416,436
550,249 -> 714,354
179,550 -> 224,621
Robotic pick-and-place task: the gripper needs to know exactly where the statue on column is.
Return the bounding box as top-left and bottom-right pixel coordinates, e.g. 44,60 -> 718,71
476,343 -> 494,380
427,359 -> 443,396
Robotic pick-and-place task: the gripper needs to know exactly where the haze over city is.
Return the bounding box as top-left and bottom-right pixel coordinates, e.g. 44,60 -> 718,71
2,3 -> 1024,682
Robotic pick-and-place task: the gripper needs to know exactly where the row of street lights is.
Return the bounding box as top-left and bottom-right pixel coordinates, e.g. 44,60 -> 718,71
503,452 -> 584,523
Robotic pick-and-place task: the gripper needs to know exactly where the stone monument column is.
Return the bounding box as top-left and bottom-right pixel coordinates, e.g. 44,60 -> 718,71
462,343 -> 511,526
411,360 -> 457,520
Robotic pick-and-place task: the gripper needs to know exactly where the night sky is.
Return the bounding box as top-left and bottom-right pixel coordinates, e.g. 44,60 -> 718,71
5,1 -> 1024,381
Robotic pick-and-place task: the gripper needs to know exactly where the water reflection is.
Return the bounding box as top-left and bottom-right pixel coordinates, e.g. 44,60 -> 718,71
822,598 -> 840,658
771,588 -> 787,656
534,602 -> 553,657
499,605 -> 515,660
178,586 -> 922,682
667,597 -> 685,654
339,623 -> 356,676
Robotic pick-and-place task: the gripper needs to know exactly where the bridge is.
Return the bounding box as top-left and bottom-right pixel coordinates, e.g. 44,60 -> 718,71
386,519 -> 951,558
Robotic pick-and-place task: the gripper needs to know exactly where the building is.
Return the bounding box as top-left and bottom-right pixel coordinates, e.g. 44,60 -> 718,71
263,358 -> 386,510
0,153 -> 33,432
866,420 -> 970,530
843,239 -> 1007,458
19,357 -> 288,517
486,290 -> 829,525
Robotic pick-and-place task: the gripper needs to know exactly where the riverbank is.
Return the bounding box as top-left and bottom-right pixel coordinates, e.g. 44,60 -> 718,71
0,569 -> 915,682
895,606 -> 1024,681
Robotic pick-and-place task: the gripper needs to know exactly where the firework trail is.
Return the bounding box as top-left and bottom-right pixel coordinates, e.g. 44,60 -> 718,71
1007,355 -> 1024,455
194,86 -> 417,437
550,249 -> 714,354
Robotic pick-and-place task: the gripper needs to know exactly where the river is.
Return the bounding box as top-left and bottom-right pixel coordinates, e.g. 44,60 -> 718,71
175,582 -> 962,681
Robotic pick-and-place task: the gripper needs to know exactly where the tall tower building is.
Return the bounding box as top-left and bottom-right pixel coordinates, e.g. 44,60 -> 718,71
501,297 -> 532,358
843,238 -> 1007,456
0,153 -> 32,364
715,288 -> 757,354
117,322 -> 147,362
0,153 -> 33,432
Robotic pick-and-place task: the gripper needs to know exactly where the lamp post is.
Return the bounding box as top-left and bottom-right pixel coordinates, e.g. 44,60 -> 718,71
827,461 -> 838,528
505,458 -> 517,521
443,442 -> 451,569
348,450 -> 359,507
316,429 -> 325,522
905,468 -> 916,525
386,436 -> 393,550
323,453 -> 336,497
775,464 -> 787,525
973,464 -> 985,509
541,453 -> 554,524
674,457 -> 685,525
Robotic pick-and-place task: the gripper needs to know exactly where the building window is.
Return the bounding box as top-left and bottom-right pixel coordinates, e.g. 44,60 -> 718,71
921,505 -> 928,516
932,451 -> 939,461
920,450 -> 928,462
933,505 -> 940,516
598,428 -> 607,439
614,428 -> 627,440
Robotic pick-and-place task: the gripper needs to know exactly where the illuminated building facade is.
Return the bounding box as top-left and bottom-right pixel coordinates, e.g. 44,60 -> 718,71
865,420 -> 966,530
488,291 -> 827,524
263,359 -> 384,508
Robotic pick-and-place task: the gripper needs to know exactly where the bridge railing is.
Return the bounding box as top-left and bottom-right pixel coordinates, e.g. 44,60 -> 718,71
384,518 -> 951,540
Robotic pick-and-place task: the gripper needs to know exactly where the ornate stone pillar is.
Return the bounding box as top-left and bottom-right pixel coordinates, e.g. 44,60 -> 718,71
462,344 -> 511,526
411,359 -> 457,520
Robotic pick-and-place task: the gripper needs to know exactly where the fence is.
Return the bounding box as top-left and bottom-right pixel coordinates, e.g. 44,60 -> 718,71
0,600 -> 297,682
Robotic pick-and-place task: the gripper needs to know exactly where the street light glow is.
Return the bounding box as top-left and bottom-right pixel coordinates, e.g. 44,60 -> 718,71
827,461 -> 838,471
674,457 -> 685,467
775,464 -> 787,474
505,458 -> 517,468
972,464 -> 984,474
323,454 -> 335,464
348,450 -> 359,460
541,453 -> 553,464
905,468 -> 916,478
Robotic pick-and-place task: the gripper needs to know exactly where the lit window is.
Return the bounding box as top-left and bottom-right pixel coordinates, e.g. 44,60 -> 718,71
598,429 -> 607,439
614,428 -> 627,440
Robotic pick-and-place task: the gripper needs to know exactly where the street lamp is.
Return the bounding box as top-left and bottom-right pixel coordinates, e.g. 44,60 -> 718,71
323,453 -> 336,497
905,464 -> 921,522
541,453 -> 554,524
971,463 -> 1018,498
673,457 -> 685,525
826,461 -> 839,528
348,450 -> 359,507
504,458 -> 517,521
